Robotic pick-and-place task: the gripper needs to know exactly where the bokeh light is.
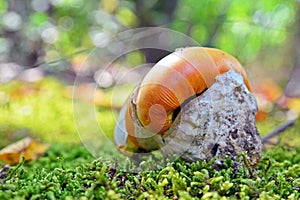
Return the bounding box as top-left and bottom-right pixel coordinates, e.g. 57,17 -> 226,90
2,12 -> 22,31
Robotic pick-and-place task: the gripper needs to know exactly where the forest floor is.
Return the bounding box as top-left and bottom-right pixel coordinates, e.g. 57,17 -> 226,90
0,78 -> 299,199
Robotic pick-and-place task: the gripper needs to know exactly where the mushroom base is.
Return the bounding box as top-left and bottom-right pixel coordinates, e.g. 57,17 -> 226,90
160,69 -> 262,168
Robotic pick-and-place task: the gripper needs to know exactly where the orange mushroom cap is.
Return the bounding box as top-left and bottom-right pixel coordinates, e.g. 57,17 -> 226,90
133,47 -> 251,135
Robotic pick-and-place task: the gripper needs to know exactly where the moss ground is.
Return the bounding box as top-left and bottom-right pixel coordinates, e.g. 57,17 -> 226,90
0,78 -> 300,199
0,144 -> 300,199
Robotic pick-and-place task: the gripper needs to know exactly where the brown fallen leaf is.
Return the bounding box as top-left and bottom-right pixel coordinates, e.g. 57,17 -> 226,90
63,84 -> 106,106
63,84 -> 122,111
0,137 -> 49,165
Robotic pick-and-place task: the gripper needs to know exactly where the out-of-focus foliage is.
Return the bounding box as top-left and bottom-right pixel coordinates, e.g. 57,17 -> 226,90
0,77 -> 123,148
0,0 -> 299,142
0,78 -> 79,147
0,0 -> 296,71
172,0 -> 296,63
0,0 -> 137,69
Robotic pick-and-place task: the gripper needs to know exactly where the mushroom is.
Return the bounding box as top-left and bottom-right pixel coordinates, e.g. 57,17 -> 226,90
114,47 -> 262,167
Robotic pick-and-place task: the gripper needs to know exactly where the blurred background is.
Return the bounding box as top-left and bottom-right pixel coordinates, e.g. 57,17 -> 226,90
0,0 -> 300,148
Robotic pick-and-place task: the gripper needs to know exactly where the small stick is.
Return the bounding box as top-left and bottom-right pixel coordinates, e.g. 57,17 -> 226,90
262,119 -> 296,144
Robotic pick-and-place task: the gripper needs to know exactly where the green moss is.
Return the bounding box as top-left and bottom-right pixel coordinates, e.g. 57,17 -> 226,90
0,144 -> 299,199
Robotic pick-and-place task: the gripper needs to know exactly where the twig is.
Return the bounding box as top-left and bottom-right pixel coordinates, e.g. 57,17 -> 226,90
32,48 -> 91,68
262,119 -> 296,144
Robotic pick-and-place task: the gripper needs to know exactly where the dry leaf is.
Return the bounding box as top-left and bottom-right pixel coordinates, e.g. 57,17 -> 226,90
253,79 -> 283,121
253,79 -> 282,102
63,84 -> 121,111
10,84 -> 40,99
63,84 -> 106,106
0,137 -> 49,165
